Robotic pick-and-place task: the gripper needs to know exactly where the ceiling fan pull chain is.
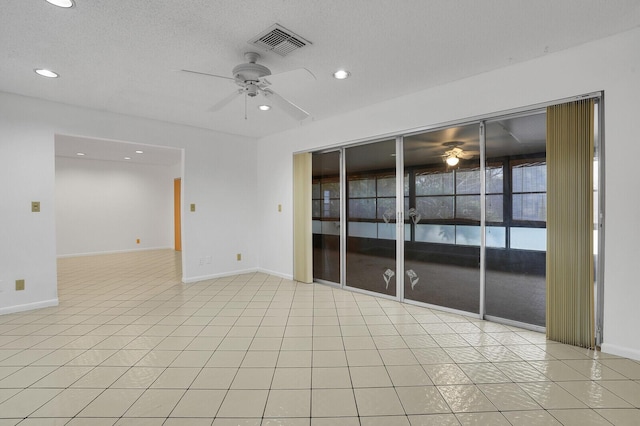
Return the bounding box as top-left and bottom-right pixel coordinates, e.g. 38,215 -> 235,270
244,92 -> 248,120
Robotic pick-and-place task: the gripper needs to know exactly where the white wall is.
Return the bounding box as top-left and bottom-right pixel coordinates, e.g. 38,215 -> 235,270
0,92 -> 258,314
0,112 -> 58,314
55,156 -> 175,256
256,27 -> 640,360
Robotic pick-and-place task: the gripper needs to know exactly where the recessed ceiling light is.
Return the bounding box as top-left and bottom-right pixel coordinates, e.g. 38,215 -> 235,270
258,105 -> 271,111
34,68 -> 59,78
45,0 -> 75,8
76,152 -> 85,156
333,69 -> 351,80
135,150 -> 144,154
124,157 -> 131,160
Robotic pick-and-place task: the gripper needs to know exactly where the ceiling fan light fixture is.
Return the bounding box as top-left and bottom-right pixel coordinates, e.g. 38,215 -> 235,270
446,155 -> 459,166
246,82 -> 260,97
258,105 -> 271,111
333,69 -> 351,80
34,68 -> 59,78
45,0 -> 75,8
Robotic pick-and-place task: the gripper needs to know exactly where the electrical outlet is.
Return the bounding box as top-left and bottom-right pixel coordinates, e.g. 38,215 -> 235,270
15,279 -> 25,291
31,201 -> 40,212
237,253 -> 242,261
136,238 -> 140,244
278,204 -> 282,212
190,204 -> 196,212
199,257 -> 204,266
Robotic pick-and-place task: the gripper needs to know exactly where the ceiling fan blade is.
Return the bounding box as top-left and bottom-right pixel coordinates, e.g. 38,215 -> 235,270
269,67 -> 317,83
257,77 -> 272,89
209,89 -> 242,112
181,69 -> 234,81
459,151 -> 475,160
262,88 -> 310,121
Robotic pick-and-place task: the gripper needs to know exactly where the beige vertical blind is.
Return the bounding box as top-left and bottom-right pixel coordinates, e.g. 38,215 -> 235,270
546,99 -> 595,348
293,152 -> 313,283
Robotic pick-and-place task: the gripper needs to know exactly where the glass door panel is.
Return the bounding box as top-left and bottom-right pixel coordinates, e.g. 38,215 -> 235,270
345,140 -> 398,296
403,125 -> 481,313
484,113 -> 547,327
312,151 -> 341,284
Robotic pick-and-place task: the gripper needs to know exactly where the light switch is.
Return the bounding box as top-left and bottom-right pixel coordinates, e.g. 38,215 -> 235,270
190,203 -> 196,212
278,204 -> 282,212
31,201 -> 40,212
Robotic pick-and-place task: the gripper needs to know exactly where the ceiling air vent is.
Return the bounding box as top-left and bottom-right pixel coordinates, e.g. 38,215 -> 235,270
249,24 -> 311,57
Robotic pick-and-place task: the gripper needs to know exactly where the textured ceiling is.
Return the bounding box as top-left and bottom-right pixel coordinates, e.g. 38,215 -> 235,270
2,0 -> 639,139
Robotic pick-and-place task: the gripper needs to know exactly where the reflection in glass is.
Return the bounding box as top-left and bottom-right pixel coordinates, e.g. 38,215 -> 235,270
345,140 -> 397,296
456,225 -> 481,245
486,227 -> 506,248
485,113 -> 547,327
312,151 -> 341,284
511,227 -> 546,251
415,224 -> 455,244
403,124 -> 481,313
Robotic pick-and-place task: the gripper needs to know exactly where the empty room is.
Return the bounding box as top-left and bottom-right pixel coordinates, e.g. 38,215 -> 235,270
1,1 -> 640,425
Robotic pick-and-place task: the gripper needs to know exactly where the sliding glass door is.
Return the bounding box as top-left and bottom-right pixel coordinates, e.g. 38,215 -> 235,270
309,95 -> 602,334
345,140 -> 400,297
402,124 -> 481,313
312,151 -> 341,284
484,113 -> 547,327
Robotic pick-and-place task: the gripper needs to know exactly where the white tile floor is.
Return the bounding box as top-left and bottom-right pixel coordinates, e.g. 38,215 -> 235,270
0,249 -> 639,425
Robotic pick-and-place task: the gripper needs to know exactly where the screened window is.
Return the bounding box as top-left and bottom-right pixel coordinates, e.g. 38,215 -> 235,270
313,178 -> 340,219
414,166 -> 503,223
347,173 -> 409,220
512,161 -> 546,222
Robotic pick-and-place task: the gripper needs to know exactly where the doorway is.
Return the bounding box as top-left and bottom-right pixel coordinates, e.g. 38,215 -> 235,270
54,135 -> 183,261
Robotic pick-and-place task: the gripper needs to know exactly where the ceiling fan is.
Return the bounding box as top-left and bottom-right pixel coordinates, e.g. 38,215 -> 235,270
442,142 -> 474,166
182,52 -> 312,121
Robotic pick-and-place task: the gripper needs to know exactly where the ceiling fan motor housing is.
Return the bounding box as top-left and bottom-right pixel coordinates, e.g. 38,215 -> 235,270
232,52 -> 271,87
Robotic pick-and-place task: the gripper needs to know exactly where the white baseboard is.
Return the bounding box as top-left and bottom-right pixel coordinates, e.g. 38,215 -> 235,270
600,342 -> 640,361
0,299 -> 59,316
183,267 -> 259,284
183,268 -> 294,284
257,268 -> 294,281
57,247 -> 173,258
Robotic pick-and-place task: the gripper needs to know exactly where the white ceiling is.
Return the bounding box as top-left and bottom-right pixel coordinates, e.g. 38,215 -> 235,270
2,0 -> 640,141
55,134 -> 182,166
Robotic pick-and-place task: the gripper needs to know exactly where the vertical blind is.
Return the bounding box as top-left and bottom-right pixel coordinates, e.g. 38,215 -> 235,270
293,152 -> 313,283
546,99 -> 595,348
